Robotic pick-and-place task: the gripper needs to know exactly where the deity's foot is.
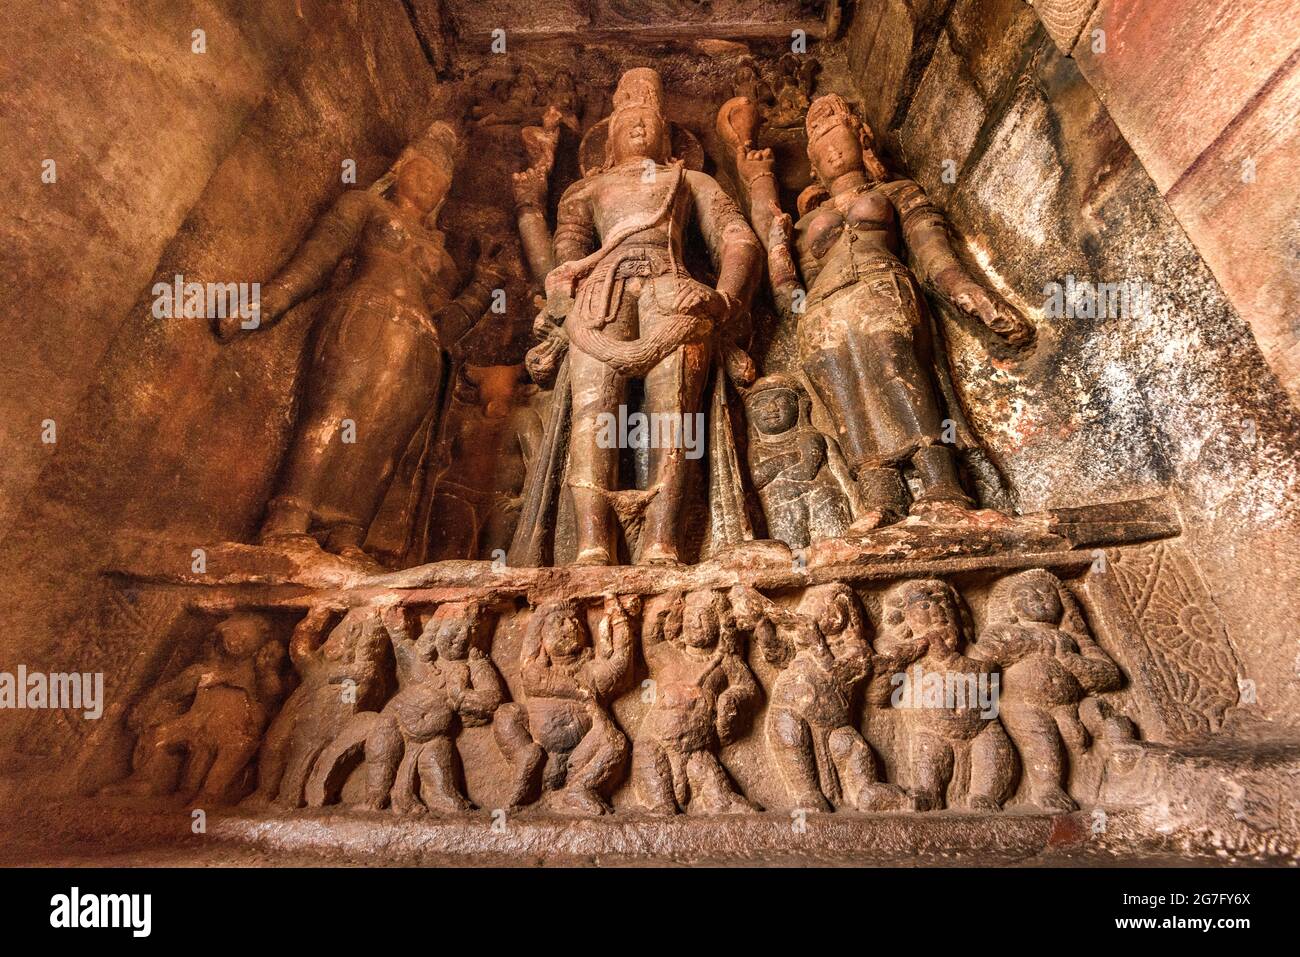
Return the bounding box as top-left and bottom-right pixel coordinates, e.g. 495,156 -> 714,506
846,508 -> 903,535
1028,786 -> 1078,813
964,794 -> 1004,812
789,791 -> 834,814
855,783 -> 912,813
908,788 -> 944,812
332,543 -> 384,572
259,531 -> 323,553
639,542 -> 680,565
420,789 -> 477,815
692,792 -> 762,815
640,800 -> 680,817
573,546 -> 612,566
553,786 -> 610,816
906,498 -> 1014,528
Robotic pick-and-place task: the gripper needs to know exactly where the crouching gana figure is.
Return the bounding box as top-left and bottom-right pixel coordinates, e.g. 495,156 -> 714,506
732,583 -> 908,812
109,613 -> 285,805
874,579 -> 1015,811
635,590 -> 761,814
307,602 -> 507,814
494,596 -> 637,814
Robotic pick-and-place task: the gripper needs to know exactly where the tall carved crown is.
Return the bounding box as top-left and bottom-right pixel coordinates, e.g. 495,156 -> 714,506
611,67 -> 665,117
805,93 -> 860,147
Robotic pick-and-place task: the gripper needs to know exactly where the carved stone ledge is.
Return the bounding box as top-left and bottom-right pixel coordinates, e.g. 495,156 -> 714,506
105,495 -> 1178,609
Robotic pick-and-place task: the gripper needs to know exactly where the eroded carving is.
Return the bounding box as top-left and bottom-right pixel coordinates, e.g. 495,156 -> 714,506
107,613 -> 284,804
876,579 -> 1016,811
635,590 -> 760,814
494,596 -> 637,814
306,602 -> 506,814
972,569 -> 1123,811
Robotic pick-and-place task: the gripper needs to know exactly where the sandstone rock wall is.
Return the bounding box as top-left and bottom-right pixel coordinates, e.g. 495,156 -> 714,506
846,0 -> 1300,729
0,0 -> 439,756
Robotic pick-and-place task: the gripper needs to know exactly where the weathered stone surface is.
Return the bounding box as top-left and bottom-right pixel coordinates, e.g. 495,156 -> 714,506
2,0 -> 1298,869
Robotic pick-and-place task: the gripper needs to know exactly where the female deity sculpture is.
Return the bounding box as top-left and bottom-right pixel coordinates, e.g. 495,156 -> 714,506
214,123 -> 509,565
729,94 -> 1034,528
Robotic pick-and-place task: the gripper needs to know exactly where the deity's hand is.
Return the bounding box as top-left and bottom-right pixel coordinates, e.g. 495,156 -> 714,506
511,164 -> 549,211
735,145 -> 775,185
213,281 -> 287,342
531,294 -> 552,339
525,329 -> 566,387
379,604 -> 410,641
473,240 -> 510,288
672,284 -> 720,339
543,264 -> 578,316
767,201 -> 795,247
723,345 -> 756,388
946,275 -> 1035,347
727,585 -> 769,631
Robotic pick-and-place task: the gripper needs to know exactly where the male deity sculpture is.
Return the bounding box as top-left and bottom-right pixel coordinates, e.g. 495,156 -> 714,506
494,596 -> 638,814
729,94 -> 1034,528
732,583 -> 908,812
215,124 -> 509,565
635,590 -> 761,814
875,579 -> 1016,811
972,570 -> 1124,811
528,68 -> 762,565
743,373 -> 852,547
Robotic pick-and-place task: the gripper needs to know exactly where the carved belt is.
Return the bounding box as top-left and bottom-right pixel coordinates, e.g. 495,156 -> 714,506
335,285 -> 440,339
809,247 -> 914,308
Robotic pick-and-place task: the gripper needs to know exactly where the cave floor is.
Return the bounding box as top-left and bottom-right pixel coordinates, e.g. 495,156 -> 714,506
0,799 -> 1275,867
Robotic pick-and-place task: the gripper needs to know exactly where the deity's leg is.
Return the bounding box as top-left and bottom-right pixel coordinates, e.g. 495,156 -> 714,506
685,750 -> 756,814
801,325 -> 908,524
908,730 -> 954,810
197,738 -> 259,805
632,737 -> 678,814
416,737 -> 475,813
766,706 -> 831,811
561,709 -> 627,814
492,703 -> 543,808
263,296 -> 442,555
567,343 -> 625,565
858,326 -> 969,510
828,725 -> 909,811
967,721 -> 1016,810
639,277 -> 709,563
362,714 -> 404,812
1001,706 -> 1075,811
